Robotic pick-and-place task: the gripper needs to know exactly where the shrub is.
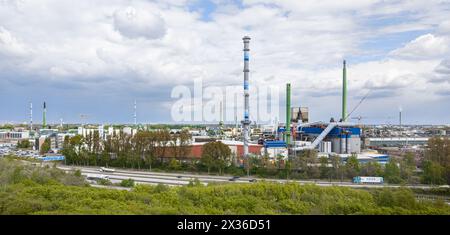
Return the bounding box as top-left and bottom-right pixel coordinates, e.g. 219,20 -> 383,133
120,179 -> 135,187
187,178 -> 202,187
98,178 -> 112,186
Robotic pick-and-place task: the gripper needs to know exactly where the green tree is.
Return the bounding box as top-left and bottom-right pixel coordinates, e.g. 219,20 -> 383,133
424,137 -> 450,185
360,161 -> 383,177
292,150 -> 319,179
400,152 -> 416,183
330,155 -> 345,181
155,129 -> 171,162
168,158 -> 181,170
179,129 -> 192,158
40,138 -> 51,155
421,160 -> 446,185
345,154 -> 360,178
17,140 -> 31,149
248,154 -> 261,174
69,135 -> 84,165
384,158 -> 403,184
201,141 -> 232,175
319,157 -> 330,179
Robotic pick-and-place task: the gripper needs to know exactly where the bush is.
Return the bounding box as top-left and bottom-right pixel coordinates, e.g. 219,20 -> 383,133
120,179 -> 135,188
187,178 -> 202,187
98,178 -> 112,186
153,183 -> 170,193
1,158 -> 450,215
168,159 -> 181,171
16,140 -> 31,149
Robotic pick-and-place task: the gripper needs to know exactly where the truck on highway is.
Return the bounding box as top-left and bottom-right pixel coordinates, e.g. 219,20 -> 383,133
99,167 -> 115,173
353,176 -> 384,184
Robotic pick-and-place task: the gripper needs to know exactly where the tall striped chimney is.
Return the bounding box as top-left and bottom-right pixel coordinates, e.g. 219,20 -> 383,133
242,36 -> 251,160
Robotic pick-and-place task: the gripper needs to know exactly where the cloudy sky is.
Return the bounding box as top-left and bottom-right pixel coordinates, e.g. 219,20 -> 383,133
0,0 -> 449,125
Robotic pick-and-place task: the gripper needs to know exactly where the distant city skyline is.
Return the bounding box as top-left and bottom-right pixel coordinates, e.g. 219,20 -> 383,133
1,0 -> 450,125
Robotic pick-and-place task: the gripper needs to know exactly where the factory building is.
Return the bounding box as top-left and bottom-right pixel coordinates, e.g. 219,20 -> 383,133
76,126 -> 138,140
262,140 -> 288,159
295,122 -> 361,154
367,137 -> 429,147
189,140 -> 263,160
339,152 -> 390,165
0,131 -> 30,141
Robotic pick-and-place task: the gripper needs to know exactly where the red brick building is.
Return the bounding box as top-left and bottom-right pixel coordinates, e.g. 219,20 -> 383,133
189,140 -> 263,159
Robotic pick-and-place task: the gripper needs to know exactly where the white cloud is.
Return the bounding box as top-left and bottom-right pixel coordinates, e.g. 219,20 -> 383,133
113,6 -> 166,40
0,0 -> 450,123
389,34 -> 449,60
0,27 -> 28,57
437,20 -> 450,34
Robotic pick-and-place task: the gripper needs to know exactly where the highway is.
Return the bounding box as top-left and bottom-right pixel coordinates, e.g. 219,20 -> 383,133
57,165 -> 443,189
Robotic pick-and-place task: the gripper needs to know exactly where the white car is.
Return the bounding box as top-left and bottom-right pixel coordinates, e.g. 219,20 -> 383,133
86,174 -> 109,180
99,167 -> 115,173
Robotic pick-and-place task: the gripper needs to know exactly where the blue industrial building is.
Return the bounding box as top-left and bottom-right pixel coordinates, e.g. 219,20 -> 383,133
288,122 -> 390,164
264,140 -> 287,148
294,122 -> 362,154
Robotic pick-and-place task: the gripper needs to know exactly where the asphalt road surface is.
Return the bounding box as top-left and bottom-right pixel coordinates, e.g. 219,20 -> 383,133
57,165 -> 445,189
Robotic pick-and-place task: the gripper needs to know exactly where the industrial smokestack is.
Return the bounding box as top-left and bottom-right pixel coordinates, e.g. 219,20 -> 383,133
219,101 -> 223,127
285,83 -> 291,145
134,100 -> 137,125
241,36 -> 251,161
43,102 -> 47,128
30,102 -> 33,131
342,60 -> 347,122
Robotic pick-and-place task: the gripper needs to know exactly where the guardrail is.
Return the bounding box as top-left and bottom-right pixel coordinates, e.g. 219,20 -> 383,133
415,194 -> 450,203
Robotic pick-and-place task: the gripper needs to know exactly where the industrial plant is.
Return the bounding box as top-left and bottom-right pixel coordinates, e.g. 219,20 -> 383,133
0,36 -> 448,170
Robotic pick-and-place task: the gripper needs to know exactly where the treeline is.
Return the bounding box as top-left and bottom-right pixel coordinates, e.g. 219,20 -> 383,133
62,131 -> 244,175
62,129 -> 192,170
247,150 -> 417,184
250,137 -> 450,185
61,130 -> 450,185
421,137 -> 450,185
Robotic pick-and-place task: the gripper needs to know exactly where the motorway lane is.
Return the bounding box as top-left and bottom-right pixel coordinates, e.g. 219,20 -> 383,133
59,166 -> 252,184
58,165 -> 441,189
61,165 -> 250,181
80,169 -> 236,184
